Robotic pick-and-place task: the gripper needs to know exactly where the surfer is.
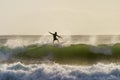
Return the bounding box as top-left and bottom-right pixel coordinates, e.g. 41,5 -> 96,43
49,32 -> 62,43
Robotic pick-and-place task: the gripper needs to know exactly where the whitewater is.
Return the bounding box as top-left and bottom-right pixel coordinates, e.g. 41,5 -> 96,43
0,62 -> 120,80
0,35 -> 120,80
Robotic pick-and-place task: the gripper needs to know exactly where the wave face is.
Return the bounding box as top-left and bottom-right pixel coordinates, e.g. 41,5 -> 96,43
1,44 -> 120,64
0,62 -> 120,80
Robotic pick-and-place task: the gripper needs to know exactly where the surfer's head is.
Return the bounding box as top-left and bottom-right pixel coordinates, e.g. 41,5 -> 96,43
55,32 -> 57,35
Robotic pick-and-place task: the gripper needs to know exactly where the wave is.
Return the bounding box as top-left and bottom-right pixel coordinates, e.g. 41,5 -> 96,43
0,43 -> 120,64
0,62 -> 120,80
1,35 -> 120,64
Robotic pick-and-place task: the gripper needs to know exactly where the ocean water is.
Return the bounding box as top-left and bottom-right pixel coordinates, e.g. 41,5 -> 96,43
0,35 -> 120,80
0,62 -> 120,80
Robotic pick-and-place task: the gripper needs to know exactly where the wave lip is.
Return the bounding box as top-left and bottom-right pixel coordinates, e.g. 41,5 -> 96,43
0,62 -> 120,80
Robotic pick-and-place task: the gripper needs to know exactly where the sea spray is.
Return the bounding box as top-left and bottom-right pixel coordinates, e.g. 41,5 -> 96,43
0,62 -> 120,80
2,35 -> 120,48
35,35 -> 52,45
4,38 -> 38,48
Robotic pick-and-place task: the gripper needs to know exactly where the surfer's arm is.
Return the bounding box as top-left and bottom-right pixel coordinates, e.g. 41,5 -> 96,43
49,32 -> 53,35
57,35 -> 62,39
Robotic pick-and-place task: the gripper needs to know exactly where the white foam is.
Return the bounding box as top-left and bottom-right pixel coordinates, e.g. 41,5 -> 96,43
0,62 -> 120,80
4,38 -> 34,48
3,35 -> 120,49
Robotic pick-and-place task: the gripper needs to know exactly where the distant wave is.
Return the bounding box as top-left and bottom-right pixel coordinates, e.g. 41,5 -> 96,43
0,62 -> 120,80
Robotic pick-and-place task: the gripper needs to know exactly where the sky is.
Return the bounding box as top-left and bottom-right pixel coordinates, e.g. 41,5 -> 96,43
0,0 -> 120,35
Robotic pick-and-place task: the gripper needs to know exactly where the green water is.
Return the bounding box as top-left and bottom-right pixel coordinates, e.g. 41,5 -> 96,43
11,44 -> 120,64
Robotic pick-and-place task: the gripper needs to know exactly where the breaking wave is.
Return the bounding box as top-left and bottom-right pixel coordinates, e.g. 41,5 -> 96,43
0,43 -> 120,64
0,62 -> 120,80
0,35 -> 120,64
